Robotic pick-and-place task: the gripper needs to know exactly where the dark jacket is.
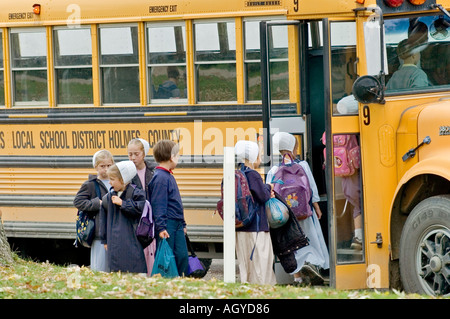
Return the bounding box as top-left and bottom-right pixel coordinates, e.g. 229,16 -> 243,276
131,160 -> 156,195
270,192 -> 309,273
73,174 -> 109,239
149,167 -> 185,235
99,184 -> 147,273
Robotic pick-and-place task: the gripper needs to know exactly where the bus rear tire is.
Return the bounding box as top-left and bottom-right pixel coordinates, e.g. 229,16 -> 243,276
399,195 -> 450,297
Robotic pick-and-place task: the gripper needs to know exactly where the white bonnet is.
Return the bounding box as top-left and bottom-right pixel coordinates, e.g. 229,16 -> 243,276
116,160 -> 137,184
137,138 -> 150,155
273,132 -> 296,153
337,95 -> 358,114
234,140 -> 259,164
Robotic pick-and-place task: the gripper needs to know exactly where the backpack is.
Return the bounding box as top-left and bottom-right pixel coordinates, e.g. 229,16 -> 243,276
216,163 -> 258,228
75,211 -> 95,248
322,132 -> 360,177
271,154 -> 313,220
75,180 -> 101,248
135,200 -> 155,248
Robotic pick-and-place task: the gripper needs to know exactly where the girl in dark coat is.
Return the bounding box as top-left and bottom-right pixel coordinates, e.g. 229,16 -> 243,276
99,160 -> 147,274
73,150 -> 114,272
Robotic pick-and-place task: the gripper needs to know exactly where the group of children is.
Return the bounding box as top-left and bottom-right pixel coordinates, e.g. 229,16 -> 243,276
234,132 -> 329,286
74,138 -> 188,276
74,132 -> 329,286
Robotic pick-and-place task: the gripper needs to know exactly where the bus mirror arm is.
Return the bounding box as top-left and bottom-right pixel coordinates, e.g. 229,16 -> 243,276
402,136 -> 431,162
431,4 -> 450,19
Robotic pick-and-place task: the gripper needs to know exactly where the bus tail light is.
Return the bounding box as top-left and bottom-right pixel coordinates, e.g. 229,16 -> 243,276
384,0 -> 404,7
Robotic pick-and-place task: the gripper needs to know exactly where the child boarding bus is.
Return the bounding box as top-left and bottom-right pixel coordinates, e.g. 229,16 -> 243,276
0,0 -> 448,296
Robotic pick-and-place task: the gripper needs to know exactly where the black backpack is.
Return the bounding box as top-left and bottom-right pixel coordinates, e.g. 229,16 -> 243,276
75,180 -> 101,248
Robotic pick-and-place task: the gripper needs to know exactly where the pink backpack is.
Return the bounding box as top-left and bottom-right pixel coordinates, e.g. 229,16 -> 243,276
272,154 -> 313,220
322,132 -> 360,177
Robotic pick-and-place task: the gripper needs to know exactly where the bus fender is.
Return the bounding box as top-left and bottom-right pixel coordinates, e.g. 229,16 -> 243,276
389,156 -> 450,260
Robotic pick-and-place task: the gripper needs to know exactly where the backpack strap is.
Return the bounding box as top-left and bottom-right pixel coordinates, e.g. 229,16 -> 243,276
93,180 -> 101,199
281,153 -> 295,166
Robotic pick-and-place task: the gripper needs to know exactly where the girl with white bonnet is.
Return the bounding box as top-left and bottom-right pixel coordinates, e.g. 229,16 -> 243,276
99,160 -> 148,273
234,140 -> 277,285
267,132 -> 329,285
73,149 -> 114,272
127,138 -> 157,275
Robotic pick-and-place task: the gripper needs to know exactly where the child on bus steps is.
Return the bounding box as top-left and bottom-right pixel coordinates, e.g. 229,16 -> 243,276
73,150 -> 114,272
267,132 -> 329,285
148,139 -> 189,276
127,138 -> 156,276
99,160 -> 148,274
234,140 -> 277,285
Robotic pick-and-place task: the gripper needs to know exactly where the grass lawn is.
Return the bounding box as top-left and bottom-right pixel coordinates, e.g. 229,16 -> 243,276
0,255 -> 439,300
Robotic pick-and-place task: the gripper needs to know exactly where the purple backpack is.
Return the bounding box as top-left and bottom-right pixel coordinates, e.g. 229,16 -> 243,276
136,200 -> 154,248
272,154 -> 313,220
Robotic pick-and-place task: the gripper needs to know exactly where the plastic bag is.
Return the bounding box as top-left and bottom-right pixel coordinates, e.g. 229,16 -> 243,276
265,197 -> 289,229
151,238 -> 179,278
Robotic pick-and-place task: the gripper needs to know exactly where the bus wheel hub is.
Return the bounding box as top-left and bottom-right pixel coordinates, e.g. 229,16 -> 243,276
429,256 -> 442,273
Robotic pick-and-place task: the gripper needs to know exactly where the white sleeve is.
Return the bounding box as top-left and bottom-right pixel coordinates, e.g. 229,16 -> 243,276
265,166 -> 278,184
299,161 -> 320,203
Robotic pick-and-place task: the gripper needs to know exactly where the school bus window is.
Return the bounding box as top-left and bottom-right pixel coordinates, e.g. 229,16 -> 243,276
10,28 -> 48,106
147,23 -> 187,102
54,27 -> 93,105
330,21 -> 357,116
0,31 -> 4,107
385,14 -> 450,94
244,20 -> 289,102
194,20 -> 237,102
99,25 -> 140,104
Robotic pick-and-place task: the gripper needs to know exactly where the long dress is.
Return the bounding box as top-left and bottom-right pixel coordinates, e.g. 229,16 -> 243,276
99,184 -> 147,273
267,159 -> 329,273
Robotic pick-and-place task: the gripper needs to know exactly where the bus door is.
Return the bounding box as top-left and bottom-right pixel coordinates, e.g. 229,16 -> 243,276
260,21 -> 308,168
323,17 -> 367,289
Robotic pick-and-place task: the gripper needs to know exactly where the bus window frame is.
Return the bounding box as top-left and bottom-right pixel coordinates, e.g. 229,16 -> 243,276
0,30 -> 4,108
98,23 -> 140,106
147,21 -> 188,105
383,13 -> 450,97
243,16 -> 289,103
193,18 -> 237,104
10,27 -> 48,107
53,25 -> 93,107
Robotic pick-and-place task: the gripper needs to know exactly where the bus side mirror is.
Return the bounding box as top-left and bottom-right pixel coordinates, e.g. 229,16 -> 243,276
352,75 -> 384,104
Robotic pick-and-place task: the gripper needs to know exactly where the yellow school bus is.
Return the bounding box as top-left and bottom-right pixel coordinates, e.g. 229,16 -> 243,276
0,0 -> 449,296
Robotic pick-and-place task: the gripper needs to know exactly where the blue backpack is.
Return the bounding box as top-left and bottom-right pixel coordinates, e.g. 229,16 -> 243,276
216,164 -> 258,229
